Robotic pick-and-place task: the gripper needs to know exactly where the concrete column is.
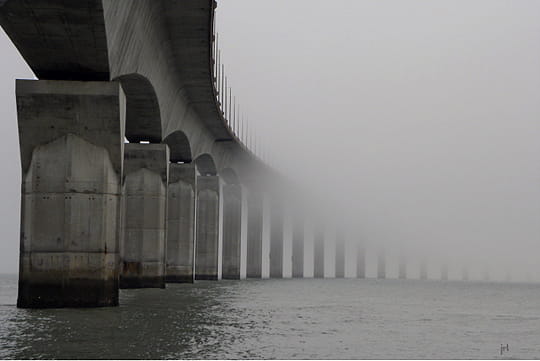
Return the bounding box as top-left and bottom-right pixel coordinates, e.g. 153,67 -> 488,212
420,259 -> 428,280
120,144 -> 169,289
356,243 -> 366,279
16,80 -> 124,308
441,264 -> 449,281
399,254 -> 407,280
246,192 -> 263,278
261,194 -> 271,278
270,203 -> 284,278
377,249 -> 386,279
222,184 -> 242,279
195,176 -> 221,280
335,233 -> 345,278
166,163 -> 196,283
292,217 -> 304,278
313,227 -> 325,278
461,266 -> 469,281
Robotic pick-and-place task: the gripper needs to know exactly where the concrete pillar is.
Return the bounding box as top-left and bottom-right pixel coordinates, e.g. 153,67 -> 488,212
356,243 -> 365,279
292,217 -> 304,278
461,266 -> 469,281
420,259 -> 428,280
195,176 -> 221,280
399,254 -> 407,280
313,227 -> 325,278
246,192 -> 263,278
16,80 -> 124,308
377,249 -> 386,279
270,203 -> 284,278
120,144 -> 169,289
441,264 -> 449,281
222,184 -> 243,279
335,233 -> 345,278
166,163 -> 196,283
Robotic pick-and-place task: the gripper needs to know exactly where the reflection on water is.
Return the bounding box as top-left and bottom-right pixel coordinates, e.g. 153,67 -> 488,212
1,274 -> 540,359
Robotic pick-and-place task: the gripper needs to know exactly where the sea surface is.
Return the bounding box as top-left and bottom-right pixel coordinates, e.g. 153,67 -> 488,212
0,274 -> 539,359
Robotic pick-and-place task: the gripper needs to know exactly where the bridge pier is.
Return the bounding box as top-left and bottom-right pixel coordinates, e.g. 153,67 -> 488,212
399,254 -> 407,280
120,144 -> 169,289
292,217 -> 304,278
335,233 -> 345,278
377,249 -> 386,279
314,227 -> 325,278
222,184 -> 244,280
246,192 -> 263,278
356,243 -> 366,279
195,176 -> 221,280
441,264 -> 449,281
16,80 -> 124,308
270,203 -> 284,278
166,163 -> 196,283
420,259 -> 428,280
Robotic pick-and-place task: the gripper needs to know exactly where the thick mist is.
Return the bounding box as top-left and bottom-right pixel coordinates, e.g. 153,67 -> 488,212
0,1 -> 539,281
216,0 -> 540,281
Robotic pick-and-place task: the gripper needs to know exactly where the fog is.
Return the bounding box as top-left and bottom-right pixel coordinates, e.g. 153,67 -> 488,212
1,0 -> 539,281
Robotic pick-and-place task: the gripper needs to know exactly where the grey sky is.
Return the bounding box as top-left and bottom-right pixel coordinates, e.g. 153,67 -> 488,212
1,1 -> 539,280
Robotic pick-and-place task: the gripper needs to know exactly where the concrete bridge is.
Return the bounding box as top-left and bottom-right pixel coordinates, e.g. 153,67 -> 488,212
1,1 -> 477,308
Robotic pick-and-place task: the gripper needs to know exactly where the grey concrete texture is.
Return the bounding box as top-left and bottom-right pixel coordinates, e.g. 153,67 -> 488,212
246,191 -> 263,278
335,234 -> 345,279
313,229 -> 324,279
269,203 -> 284,279
120,144 -> 169,289
166,163 -> 196,283
292,217 -> 304,278
221,184 -> 243,280
356,244 -> 365,279
195,175 -> 221,280
16,80 -> 123,308
377,250 -> 386,279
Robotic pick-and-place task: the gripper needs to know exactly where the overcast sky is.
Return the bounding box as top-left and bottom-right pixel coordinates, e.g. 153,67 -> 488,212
1,0 -> 539,280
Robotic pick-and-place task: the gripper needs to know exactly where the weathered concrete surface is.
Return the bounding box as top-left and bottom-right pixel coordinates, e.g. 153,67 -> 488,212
335,233 -> 345,278
270,203 -> 284,279
195,176 -> 221,280
222,184 -> 242,279
120,144 -> 169,289
166,163 -> 196,283
246,192 -> 263,278
292,217 -> 304,278
377,249 -> 386,279
313,228 -> 325,279
16,80 -> 123,308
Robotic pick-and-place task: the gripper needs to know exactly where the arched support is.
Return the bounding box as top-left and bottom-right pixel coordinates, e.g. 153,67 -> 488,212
356,242 -> 366,279
399,254 -> 407,280
195,175 -> 221,280
16,80 -> 124,308
246,192 -> 263,278
313,227 -> 325,279
377,248 -> 386,279
270,202 -> 284,279
222,183 -> 245,280
166,163 -> 196,283
120,144 -> 169,289
292,217 -> 304,278
335,232 -> 346,278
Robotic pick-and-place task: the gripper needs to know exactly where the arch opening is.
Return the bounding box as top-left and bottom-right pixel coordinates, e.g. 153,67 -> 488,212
195,154 -> 217,176
116,73 -> 162,143
163,131 -> 192,163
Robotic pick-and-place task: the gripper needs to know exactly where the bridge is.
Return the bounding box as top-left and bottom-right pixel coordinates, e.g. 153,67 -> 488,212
1,0 -> 477,308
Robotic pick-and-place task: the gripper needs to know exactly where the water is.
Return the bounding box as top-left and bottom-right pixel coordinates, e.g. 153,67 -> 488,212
1,275 -> 539,359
